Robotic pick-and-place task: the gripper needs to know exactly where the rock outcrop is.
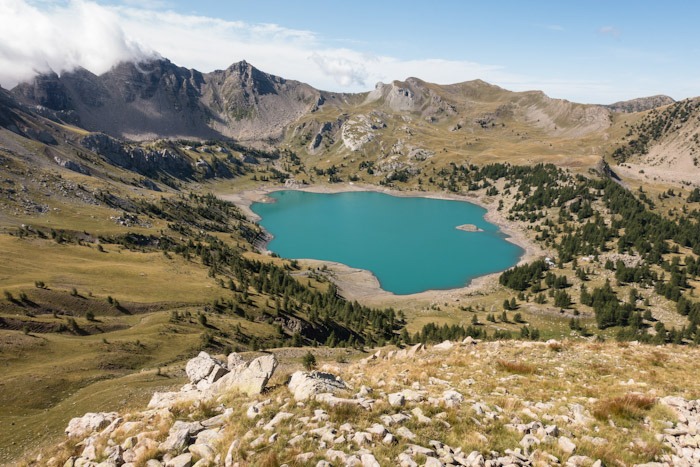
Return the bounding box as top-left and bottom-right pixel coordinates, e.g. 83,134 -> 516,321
288,370 -> 348,401
148,351 -> 277,409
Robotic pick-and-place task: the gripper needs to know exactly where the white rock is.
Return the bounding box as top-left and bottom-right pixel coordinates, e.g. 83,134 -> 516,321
442,390 -> 464,408
326,449 -> 347,463
398,452 -> 418,467
424,457 -> 443,467
367,423 -> 388,437
411,407 -> 432,424
559,436 -> 577,454
388,393 -> 406,407
383,433 -> 397,445
288,371 -> 347,401
352,431 -> 372,446
188,443 -> 215,462
360,453 -> 380,467
66,412 -> 119,438
227,352 -> 245,370
224,439 -> 239,467
208,354 -> 277,396
165,453 -> 192,467
433,340 -> 454,351
396,426 -> 417,440
263,412 -> 293,431
186,352 -> 222,384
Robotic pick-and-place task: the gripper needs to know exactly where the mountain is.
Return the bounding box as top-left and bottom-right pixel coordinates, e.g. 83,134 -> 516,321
12,59 -> 325,142
605,95 -> 675,113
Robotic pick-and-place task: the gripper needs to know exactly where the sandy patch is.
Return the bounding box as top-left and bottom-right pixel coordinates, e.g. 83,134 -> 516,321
220,183 -> 548,309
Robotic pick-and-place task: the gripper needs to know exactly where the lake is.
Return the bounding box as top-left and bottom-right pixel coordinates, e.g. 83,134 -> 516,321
251,190 -> 523,295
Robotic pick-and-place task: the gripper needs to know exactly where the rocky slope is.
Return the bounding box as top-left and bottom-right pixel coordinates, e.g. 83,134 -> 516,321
27,339 -> 700,467
12,59 -> 325,142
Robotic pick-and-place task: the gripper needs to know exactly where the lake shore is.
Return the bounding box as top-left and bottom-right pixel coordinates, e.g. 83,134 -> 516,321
220,183 -> 548,309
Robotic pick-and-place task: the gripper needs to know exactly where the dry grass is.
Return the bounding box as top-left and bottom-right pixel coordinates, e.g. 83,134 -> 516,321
496,359 -> 537,375
593,393 -> 656,422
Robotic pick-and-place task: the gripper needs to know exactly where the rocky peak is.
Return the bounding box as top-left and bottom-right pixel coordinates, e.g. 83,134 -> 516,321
12,71 -> 71,111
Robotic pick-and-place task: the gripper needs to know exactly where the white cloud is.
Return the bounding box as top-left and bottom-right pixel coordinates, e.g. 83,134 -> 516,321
0,0 -> 153,88
0,0 -> 650,103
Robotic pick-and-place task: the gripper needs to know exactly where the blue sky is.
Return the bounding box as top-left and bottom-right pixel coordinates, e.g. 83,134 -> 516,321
2,0 -> 699,103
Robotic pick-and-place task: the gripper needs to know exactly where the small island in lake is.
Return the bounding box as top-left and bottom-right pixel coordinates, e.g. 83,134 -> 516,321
456,224 -> 483,232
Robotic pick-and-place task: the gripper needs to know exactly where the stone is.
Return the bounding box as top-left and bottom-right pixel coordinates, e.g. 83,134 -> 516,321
442,390 -> 464,408
224,439 -> 239,467
400,389 -> 424,402
165,453 -> 192,467
207,365 -> 227,384
433,340 -> 454,351
66,412 -> 119,438
520,434 -> 540,450
352,431 -> 372,446
160,421 -> 204,453
326,449 -> 348,463
396,426 -> 417,440
424,457 -> 443,467
208,354 -> 277,396
411,407 -> 432,424
398,452 -> 418,467
383,433 -> 396,445
227,353 -> 245,370
263,412 -> 293,431
566,455 -> 592,466
147,388 -> 201,410
186,352 -> 223,384
406,343 -> 425,358
360,453 -> 380,467
388,393 -> 406,407
288,370 -> 347,401
462,336 -> 477,345
406,444 -> 436,457
558,436 -> 577,454
194,428 -> 221,446
367,423 -> 387,437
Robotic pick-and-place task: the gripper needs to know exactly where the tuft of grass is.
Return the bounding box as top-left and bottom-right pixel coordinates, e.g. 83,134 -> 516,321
496,359 -> 536,375
547,341 -> 564,352
593,393 -> 656,422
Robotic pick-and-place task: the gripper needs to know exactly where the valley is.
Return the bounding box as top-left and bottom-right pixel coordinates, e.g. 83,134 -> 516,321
1,58 -> 699,466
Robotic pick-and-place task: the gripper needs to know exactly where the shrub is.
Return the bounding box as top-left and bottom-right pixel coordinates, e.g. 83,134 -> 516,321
302,351 -> 317,371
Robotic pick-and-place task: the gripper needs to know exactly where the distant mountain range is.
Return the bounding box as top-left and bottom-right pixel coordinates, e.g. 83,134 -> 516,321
4,57 -> 700,180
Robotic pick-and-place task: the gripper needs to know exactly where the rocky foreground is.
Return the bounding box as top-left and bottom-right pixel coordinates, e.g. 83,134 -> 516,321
23,339 -> 700,467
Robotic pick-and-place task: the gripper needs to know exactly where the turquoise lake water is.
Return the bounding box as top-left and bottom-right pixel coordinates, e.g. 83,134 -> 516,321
251,190 -> 523,295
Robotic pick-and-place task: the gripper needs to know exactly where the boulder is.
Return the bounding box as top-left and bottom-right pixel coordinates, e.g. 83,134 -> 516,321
165,453 -> 192,467
433,340 -> 454,351
65,412 -> 119,438
208,354 -> 277,396
185,352 -> 226,384
288,371 -> 348,401
388,393 -> 405,407
226,353 -> 245,370
558,436 -> 577,454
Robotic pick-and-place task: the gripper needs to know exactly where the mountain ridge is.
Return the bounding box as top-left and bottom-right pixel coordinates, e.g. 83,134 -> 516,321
10,58 -> 677,144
